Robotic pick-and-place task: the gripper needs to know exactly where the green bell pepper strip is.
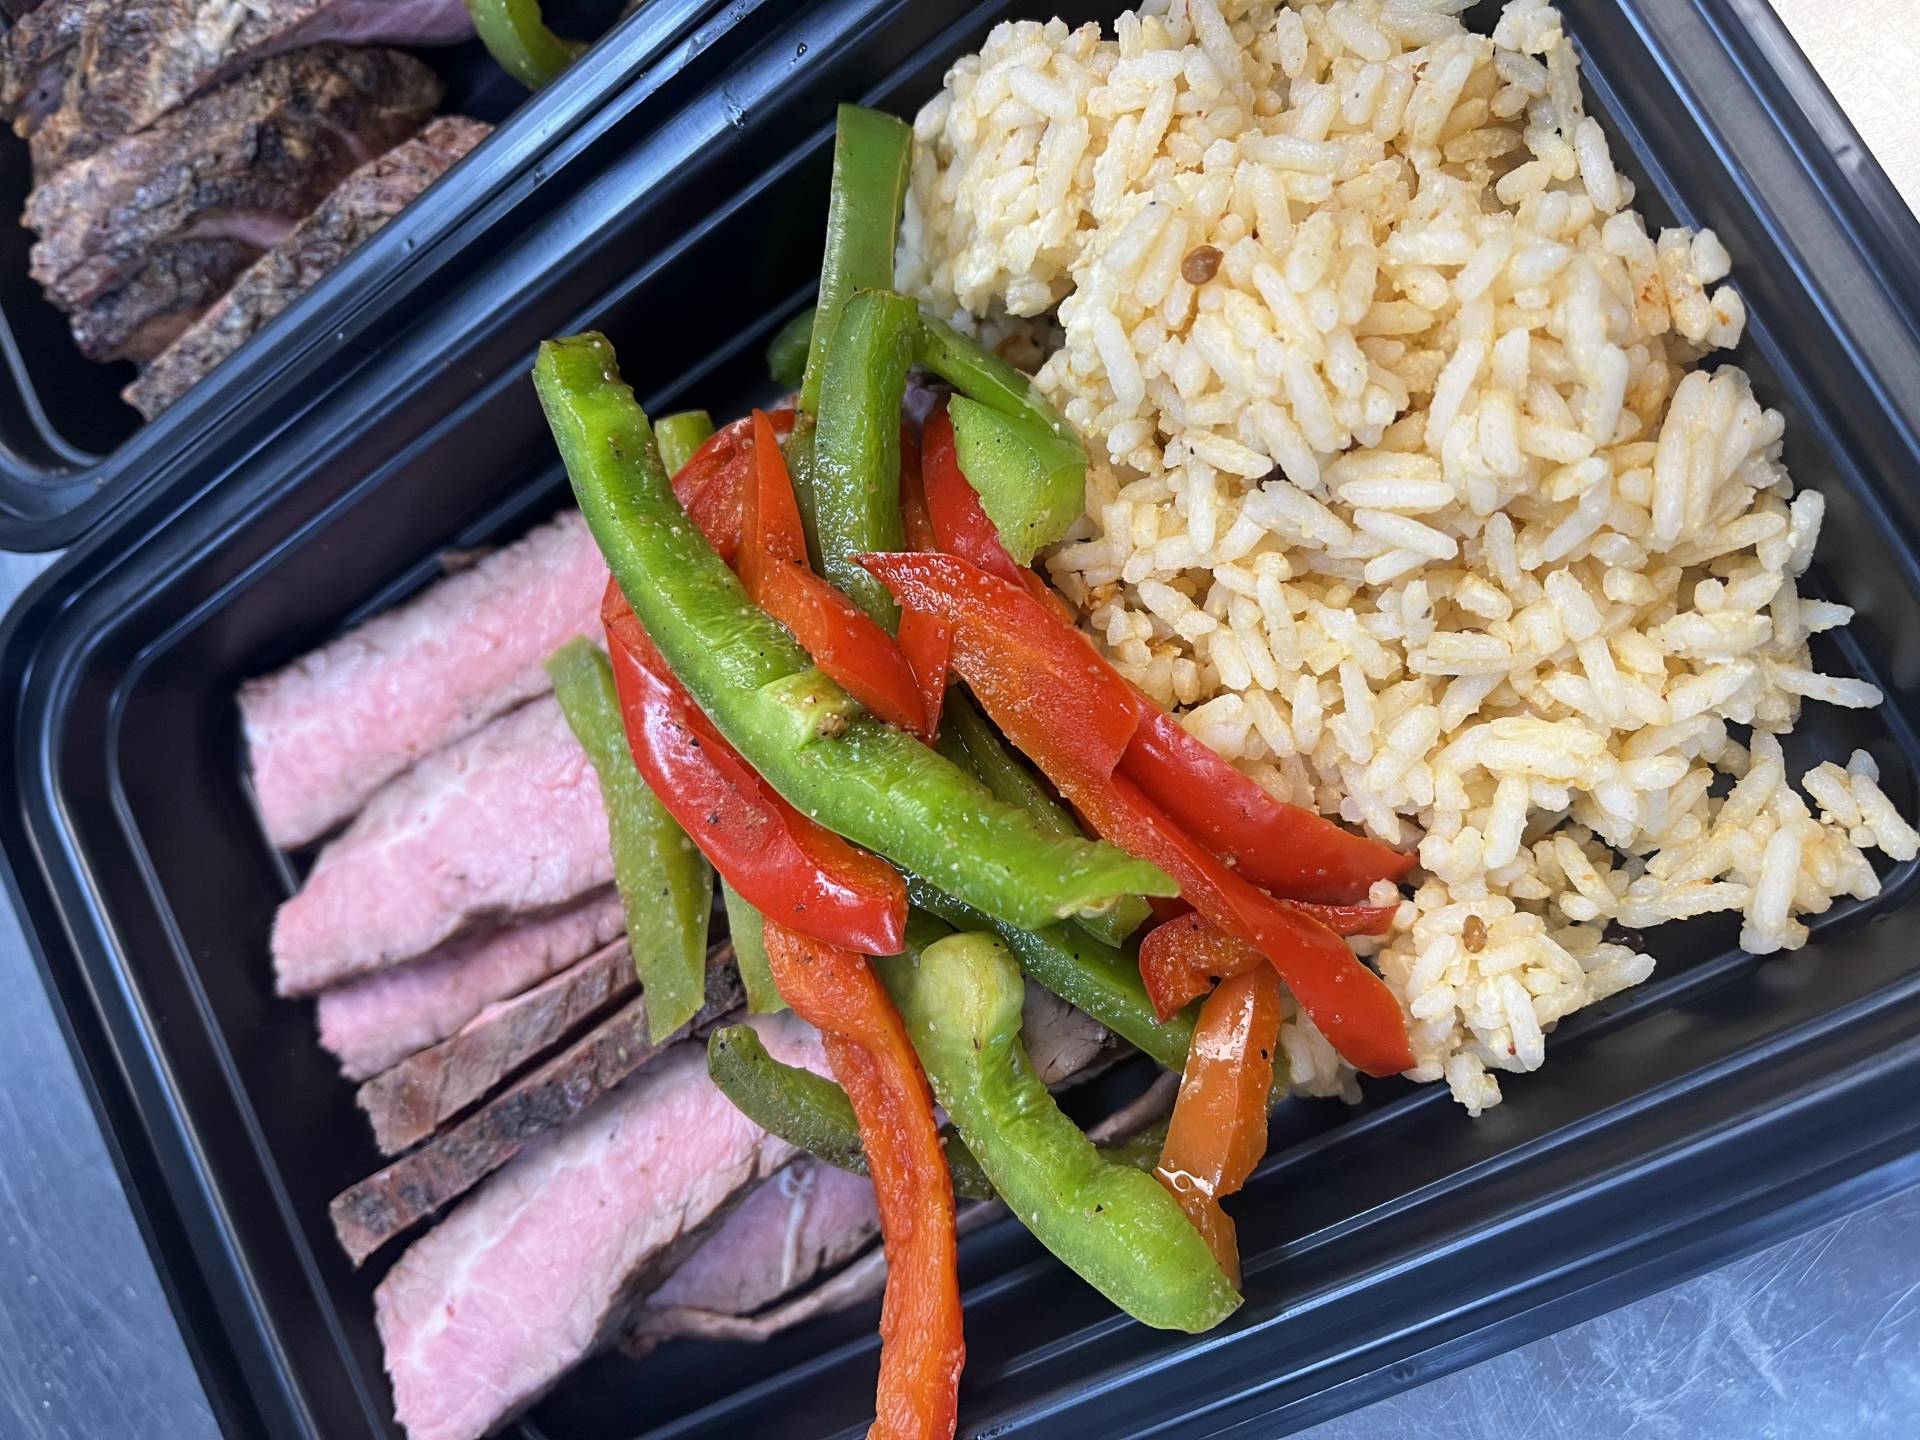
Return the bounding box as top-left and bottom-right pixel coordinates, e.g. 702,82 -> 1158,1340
938,693 -> 1152,948
781,409 -> 825,573
465,0 -> 585,90
907,876 -> 1193,1073
767,306 -> 817,391
721,878 -> 784,1014
708,1022 -> 996,1201
534,333 -> 1175,934
880,932 -> 1241,1332
914,313 -> 1081,451
708,1020 -> 1175,1205
811,288 -> 917,627
800,106 -> 911,416
947,395 -> 1086,566
547,639 -> 713,1035
654,410 -> 715,476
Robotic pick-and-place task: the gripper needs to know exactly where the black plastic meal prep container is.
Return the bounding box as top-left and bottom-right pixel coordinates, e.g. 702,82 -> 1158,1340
4,0 -> 1920,1436
0,0 -> 767,552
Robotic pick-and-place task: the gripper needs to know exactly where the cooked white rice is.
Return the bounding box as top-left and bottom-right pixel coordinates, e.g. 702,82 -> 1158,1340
898,0 -> 1918,1112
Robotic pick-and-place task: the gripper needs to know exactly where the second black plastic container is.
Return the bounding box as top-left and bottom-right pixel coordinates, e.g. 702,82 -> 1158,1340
3,0 -> 1920,1436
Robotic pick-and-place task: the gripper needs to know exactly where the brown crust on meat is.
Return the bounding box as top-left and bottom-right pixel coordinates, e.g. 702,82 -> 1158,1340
23,45 -> 439,361
356,929 -> 636,1156
329,949 -> 744,1267
124,115 -> 488,416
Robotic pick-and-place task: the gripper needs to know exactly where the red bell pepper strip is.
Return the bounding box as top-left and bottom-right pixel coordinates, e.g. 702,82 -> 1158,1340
762,923 -> 965,1440
601,581 -> 907,954
862,548 -> 1414,901
736,411 -> 930,737
1137,905 -> 1394,1016
1155,964 -> 1283,1288
922,403 -> 1075,623
1058,769 -> 1412,1076
671,408 -> 797,563
1121,701 -> 1415,904
897,427 -> 954,737
862,550 -> 1141,779
860,553 -> 1413,1077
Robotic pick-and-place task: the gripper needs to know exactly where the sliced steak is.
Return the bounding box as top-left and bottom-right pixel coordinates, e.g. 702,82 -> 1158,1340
0,0 -> 90,134
374,1012 -> 824,1440
242,509 -> 608,850
358,934 -> 640,1155
331,954 -> 746,1266
272,693 -> 613,997
18,0 -> 473,172
24,45 -> 440,361
641,1160 -> 881,1318
125,114 -> 491,418
1022,981 -> 1110,1086
317,888 -> 626,1083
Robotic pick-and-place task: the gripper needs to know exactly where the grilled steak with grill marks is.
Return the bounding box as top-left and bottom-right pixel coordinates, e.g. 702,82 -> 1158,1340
374,1013 -> 825,1440
125,114 -> 489,417
356,933 -> 640,1155
24,44 -> 439,362
331,954 -> 746,1266
8,0 -> 472,173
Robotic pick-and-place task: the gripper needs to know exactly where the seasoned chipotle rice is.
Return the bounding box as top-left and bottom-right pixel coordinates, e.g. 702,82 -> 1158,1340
898,0 -> 1918,1112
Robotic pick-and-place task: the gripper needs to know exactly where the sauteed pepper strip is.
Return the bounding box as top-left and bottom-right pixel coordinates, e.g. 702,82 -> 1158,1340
654,410 -> 715,476
707,1019 -> 994,1202
1155,965 -> 1283,1288
721,879 -> 783,1015
465,0 -> 583,90
1140,908 -> 1399,1016
906,877 -> 1193,1072
762,922 -> 965,1440
800,106 -> 911,416
601,582 -> 907,955
547,639 -> 714,1035
863,553 -> 1414,1076
537,333 -> 1174,933
739,410 -> 928,736
880,932 -> 1241,1333
810,288 -> 918,626
708,1011 -> 1174,1202
936,695 -> 1152,948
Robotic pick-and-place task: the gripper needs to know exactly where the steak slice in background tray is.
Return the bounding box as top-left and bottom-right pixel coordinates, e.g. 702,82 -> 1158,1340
12,0 -> 473,174
24,44 -> 440,362
125,114 -> 491,418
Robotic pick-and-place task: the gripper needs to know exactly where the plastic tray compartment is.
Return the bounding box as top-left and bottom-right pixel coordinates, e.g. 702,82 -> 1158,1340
4,0 -> 1920,1436
0,0 -> 738,551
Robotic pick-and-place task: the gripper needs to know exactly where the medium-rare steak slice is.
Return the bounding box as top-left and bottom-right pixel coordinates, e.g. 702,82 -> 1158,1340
642,1160 -> 881,1318
358,933 -> 640,1155
272,693 -> 613,997
18,0 -> 473,173
373,1013 -> 825,1440
331,953 -> 746,1266
317,887 -> 625,1083
242,509 -> 608,849
24,45 -> 439,362
125,114 -> 491,418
